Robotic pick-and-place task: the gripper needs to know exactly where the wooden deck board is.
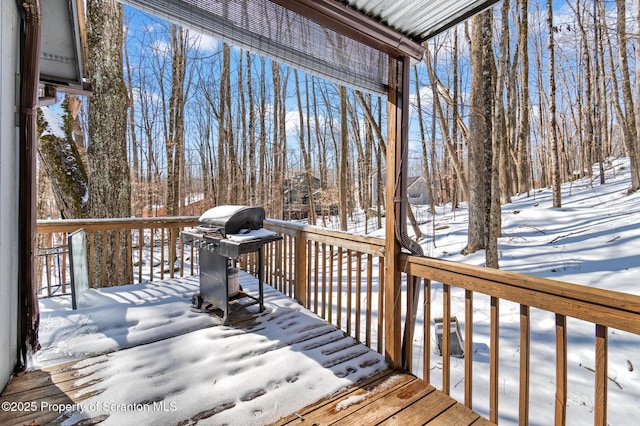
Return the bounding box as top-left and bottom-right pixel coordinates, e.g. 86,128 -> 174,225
2,286 -> 492,426
271,369 -> 492,426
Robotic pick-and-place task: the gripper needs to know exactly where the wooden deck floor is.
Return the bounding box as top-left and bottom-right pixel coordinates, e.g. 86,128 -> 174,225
1,284 -> 493,425
273,369 -> 493,426
1,363 -> 492,426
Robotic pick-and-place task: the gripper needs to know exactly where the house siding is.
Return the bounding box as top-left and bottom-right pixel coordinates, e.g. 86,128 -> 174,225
0,0 -> 20,390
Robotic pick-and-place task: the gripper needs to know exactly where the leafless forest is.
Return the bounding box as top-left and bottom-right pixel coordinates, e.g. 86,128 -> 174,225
38,0 -> 640,248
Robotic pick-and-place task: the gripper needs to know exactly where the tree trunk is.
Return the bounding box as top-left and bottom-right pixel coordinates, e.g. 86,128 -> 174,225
413,65 -> 435,215
86,0 -> 132,287
294,70 -> 316,225
247,51 -> 257,205
615,0 -> 640,191
464,10 -> 495,263
166,25 -> 187,216
339,85 -> 348,231
424,49 -> 470,203
548,0 -> 561,208
36,105 -> 89,219
516,0 -> 530,196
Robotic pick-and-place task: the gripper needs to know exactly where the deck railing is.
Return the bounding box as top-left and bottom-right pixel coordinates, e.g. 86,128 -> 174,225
262,219 -> 640,426
36,217 -> 199,292
35,216 -> 640,425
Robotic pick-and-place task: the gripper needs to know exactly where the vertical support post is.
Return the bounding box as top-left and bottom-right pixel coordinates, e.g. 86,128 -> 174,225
595,324 -> 608,426
384,55 -> 410,369
294,230 -> 307,306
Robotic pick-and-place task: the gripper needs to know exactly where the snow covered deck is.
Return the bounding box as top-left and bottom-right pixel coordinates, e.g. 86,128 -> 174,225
1,272 -> 490,425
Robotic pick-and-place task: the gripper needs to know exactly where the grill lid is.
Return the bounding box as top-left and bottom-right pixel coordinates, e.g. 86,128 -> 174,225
197,205 -> 265,237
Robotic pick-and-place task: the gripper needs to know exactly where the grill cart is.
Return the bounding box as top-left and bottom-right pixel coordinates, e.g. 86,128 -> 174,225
181,205 -> 281,324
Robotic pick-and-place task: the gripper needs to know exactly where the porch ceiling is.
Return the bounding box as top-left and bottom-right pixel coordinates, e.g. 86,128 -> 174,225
118,0 -> 499,94
340,0 -> 501,43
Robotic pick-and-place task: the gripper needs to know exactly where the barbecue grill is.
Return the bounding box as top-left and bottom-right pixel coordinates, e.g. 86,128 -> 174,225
181,205 -> 281,324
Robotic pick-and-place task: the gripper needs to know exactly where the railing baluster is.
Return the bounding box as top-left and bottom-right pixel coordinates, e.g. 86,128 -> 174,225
149,227 -> 154,282
490,296 -> 499,423
127,229 -> 133,282
519,304 -> 530,425
404,273 -> 415,371
377,256 -> 384,355
137,228 -> 143,283
306,239 -> 312,307
114,230 -> 120,284
101,231 -> 107,285
61,232 -> 68,292
423,278 -> 431,384
328,245 -> 334,325
465,289 -> 473,408
442,283 -> 451,395
336,247 -> 342,330
365,253 -> 372,348
179,230 -> 184,278
88,231 -> 95,286
283,236 -> 287,293
355,252 -> 362,342
346,249 -> 352,336
160,227 -> 165,281
314,241 -> 319,314
321,243 -> 327,320
288,234 -> 294,296
555,314 -> 567,426
595,324 -> 608,426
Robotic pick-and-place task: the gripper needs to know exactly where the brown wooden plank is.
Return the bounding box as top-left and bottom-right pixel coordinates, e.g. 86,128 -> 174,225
377,386 -> 455,425
555,314 -> 567,425
470,414 -> 496,425
490,296 -> 499,423
595,324 -> 608,426
464,289 -> 473,407
426,402 -> 481,425
402,255 -> 640,334
273,370 -> 412,425
0,372 -> 104,426
2,358 -> 104,396
332,378 -> 436,425
519,304 -> 530,425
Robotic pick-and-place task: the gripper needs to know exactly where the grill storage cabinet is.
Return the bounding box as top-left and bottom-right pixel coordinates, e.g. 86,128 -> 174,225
181,206 -> 281,324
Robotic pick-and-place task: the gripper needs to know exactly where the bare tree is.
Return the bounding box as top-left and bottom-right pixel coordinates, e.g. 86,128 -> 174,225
547,0 -> 561,208
339,85 -> 348,231
86,0 -> 132,286
166,25 -> 188,216
464,9 -> 496,267
294,70 -> 316,225
516,0 -> 531,195
615,0 -> 640,191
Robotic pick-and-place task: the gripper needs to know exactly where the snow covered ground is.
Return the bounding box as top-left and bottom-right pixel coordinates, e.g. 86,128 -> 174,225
34,157 -> 640,425
36,274 -> 387,425
393,158 -> 640,425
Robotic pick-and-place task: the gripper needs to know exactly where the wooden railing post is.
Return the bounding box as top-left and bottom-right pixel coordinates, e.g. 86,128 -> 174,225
294,230 -> 307,306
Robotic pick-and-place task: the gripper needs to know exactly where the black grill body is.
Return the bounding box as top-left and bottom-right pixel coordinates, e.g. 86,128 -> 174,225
181,205 -> 281,324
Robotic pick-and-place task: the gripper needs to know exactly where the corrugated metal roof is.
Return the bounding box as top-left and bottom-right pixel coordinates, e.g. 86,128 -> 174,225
340,0 -> 500,42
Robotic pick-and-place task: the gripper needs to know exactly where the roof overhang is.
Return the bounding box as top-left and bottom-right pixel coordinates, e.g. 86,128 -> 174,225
339,0 -> 501,43
39,0 -> 89,99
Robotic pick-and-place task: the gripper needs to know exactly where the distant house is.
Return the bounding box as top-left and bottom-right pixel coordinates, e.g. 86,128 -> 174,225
407,176 -> 430,205
371,169 -> 430,205
284,174 -> 321,205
